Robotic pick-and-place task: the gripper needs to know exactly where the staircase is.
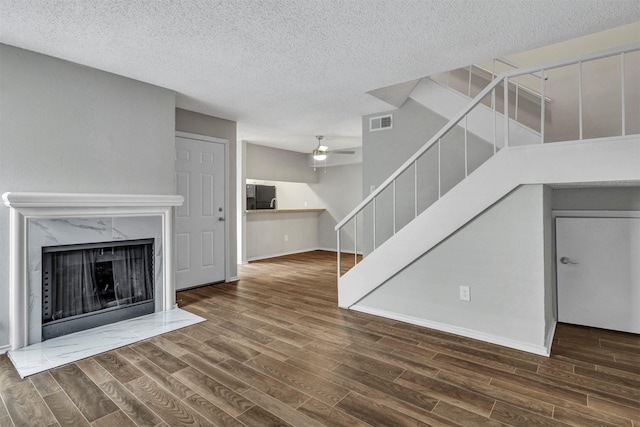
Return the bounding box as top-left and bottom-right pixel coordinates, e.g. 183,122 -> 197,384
335,43 -> 640,355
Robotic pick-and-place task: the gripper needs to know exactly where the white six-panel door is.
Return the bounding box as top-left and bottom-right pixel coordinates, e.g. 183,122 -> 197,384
556,216 -> 640,334
175,135 -> 226,290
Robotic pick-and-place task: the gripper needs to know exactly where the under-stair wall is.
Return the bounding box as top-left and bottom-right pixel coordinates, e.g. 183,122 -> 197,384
354,184 -> 555,355
343,136 -> 640,355
353,182 -> 640,356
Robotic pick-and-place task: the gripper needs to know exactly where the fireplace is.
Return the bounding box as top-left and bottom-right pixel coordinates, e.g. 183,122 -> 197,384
41,238 -> 155,340
3,192 -> 184,350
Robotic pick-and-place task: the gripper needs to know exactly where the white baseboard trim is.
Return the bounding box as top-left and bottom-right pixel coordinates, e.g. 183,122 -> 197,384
316,246 -> 337,252
246,247 -> 362,262
227,276 -> 240,282
545,319 -> 557,355
317,247 -> 363,255
350,305 -> 552,357
246,248 -> 322,262
0,344 -> 10,355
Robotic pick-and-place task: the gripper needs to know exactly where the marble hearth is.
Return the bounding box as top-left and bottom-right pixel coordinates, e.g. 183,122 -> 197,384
3,192 -> 205,377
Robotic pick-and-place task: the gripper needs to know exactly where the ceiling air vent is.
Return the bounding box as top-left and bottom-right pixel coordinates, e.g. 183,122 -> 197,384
369,114 -> 393,132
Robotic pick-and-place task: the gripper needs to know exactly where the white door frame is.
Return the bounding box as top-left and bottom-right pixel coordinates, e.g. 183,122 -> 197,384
552,209 -> 640,326
175,131 -> 232,283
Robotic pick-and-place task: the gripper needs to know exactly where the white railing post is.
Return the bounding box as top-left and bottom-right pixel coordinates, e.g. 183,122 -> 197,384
579,61 -> 583,140
354,215 -> 358,265
515,76 -> 519,122
540,68 -> 546,143
504,77 -> 509,148
493,88 -> 497,153
414,160 -> 418,218
437,139 -> 442,198
621,52 -> 626,136
464,115 -> 468,177
372,198 -> 376,250
337,229 -> 341,279
392,180 -> 396,235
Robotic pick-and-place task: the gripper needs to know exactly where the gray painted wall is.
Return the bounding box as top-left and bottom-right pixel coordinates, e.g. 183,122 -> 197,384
311,164 -> 363,252
175,108 -> 238,278
552,186 -> 640,211
246,143 -> 318,183
358,185 -> 549,349
0,44 -> 176,349
246,212 -> 320,260
244,180 -> 322,260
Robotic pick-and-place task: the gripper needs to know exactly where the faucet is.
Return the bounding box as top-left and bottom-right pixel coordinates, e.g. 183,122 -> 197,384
270,198 -> 277,209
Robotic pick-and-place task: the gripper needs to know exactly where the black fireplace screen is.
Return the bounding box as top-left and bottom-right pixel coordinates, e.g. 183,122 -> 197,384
42,238 -> 154,339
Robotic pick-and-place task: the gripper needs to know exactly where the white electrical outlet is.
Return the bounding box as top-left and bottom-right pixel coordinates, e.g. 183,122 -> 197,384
459,285 -> 470,301
284,234 -> 288,242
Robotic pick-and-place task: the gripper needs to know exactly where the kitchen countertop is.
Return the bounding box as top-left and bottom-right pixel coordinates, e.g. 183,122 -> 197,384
246,208 -> 325,213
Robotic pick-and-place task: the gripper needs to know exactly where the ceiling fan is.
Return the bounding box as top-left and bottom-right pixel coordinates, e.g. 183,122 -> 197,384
312,135 -> 355,161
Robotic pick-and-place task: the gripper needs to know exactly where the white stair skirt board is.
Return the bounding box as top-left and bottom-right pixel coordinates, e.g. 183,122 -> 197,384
351,305 -> 556,357
7,308 -> 204,378
339,136 -> 640,310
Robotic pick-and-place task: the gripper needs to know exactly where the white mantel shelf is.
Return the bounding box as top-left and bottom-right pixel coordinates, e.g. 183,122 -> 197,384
3,191 -> 184,351
3,192 -> 184,208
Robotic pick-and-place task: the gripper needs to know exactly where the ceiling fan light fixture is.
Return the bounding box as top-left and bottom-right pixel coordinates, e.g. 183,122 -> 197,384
313,149 -> 327,161
312,135 -> 328,161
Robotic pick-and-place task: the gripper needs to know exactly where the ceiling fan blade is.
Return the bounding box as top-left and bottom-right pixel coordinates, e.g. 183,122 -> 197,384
329,150 -> 356,154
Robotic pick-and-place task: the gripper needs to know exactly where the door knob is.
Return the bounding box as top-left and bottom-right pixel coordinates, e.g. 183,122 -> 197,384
560,256 -> 579,265
218,217 -> 225,222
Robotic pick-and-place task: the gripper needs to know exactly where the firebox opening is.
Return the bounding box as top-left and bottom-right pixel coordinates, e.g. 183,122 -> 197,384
42,238 -> 155,341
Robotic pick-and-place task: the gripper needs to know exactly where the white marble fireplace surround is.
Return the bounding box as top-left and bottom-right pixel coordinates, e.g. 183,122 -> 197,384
2,192 -> 189,348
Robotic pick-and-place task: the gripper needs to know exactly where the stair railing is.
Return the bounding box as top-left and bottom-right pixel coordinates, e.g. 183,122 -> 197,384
437,58 -> 546,98
336,42 -> 640,279
433,58 -> 551,128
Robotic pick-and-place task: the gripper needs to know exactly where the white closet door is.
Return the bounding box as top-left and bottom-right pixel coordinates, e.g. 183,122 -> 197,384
556,216 -> 640,333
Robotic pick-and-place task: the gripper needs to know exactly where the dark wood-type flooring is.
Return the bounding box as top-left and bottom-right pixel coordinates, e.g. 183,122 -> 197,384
1,250 -> 639,426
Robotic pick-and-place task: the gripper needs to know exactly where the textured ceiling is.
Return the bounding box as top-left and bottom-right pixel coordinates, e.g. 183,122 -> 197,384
1,1 -> 639,152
